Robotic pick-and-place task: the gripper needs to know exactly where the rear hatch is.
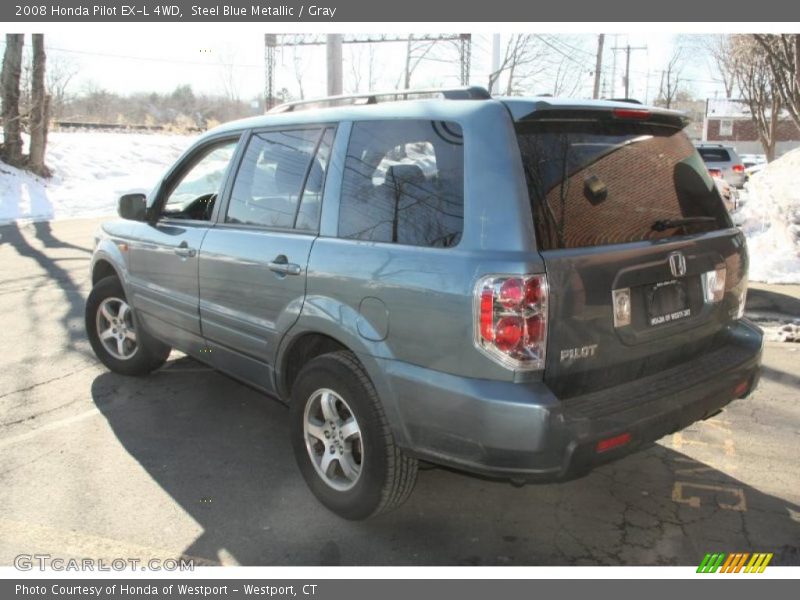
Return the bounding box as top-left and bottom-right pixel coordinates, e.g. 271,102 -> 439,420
510,103 -> 749,399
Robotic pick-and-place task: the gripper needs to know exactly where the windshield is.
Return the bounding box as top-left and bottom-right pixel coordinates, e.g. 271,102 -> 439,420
516,121 -> 731,250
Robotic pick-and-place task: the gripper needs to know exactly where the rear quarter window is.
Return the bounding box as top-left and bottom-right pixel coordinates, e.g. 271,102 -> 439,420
338,119 -> 464,248
516,121 -> 731,250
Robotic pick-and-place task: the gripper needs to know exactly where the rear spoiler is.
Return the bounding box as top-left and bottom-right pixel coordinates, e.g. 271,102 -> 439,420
503,99 -> 691,130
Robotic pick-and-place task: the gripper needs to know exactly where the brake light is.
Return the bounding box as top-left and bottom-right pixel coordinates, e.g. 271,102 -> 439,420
475,274 -> 548,370
732,164 -> 745,173
613,108 -> 651,120
596,432 -> 631,453
734,379 -> 750,397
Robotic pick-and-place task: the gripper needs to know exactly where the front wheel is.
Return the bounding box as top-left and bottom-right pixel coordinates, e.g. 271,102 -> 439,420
85,276 -> 171,375
290,351 -> 418,520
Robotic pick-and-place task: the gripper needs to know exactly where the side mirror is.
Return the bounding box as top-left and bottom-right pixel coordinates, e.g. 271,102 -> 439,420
118,193 -> 147,221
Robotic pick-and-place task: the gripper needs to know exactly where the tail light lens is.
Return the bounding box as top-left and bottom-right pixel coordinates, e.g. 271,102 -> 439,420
734,277 -> 748,320
475,274 -> 548,370
732,164 -> 745,173
702,266 -> 727,303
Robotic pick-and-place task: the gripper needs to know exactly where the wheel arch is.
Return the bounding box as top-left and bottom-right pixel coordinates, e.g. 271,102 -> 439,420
276,322 -> 411,449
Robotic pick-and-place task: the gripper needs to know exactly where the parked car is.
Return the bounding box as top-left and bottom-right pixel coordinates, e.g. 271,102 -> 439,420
86,88 -> 763,519
739,153 -> 767,169
695,143 -> 746,188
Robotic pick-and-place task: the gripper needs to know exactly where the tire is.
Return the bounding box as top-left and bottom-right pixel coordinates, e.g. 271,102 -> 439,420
85,275 -> 171,376
290,351 -> 418,520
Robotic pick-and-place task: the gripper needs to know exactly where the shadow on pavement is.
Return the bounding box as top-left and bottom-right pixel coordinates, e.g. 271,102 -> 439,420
746,287 -> 800,317
0,222 -> 90,355
91,364 -> 800,567
32,221 -> 92,253
760,365 -> 800,389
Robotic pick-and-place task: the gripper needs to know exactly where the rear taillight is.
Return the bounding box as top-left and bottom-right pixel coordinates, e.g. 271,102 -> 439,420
475,274 -> 548,370
732,164 -> 745,173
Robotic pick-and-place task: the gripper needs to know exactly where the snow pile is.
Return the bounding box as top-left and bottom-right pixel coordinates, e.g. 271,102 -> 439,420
738,148 -> 800,284
0,131 -> 196,224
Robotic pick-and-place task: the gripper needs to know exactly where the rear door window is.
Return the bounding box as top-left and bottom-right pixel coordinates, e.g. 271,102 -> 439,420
226,128 -> 329,230
338,119 -> 464,248
516,121 -> 730,250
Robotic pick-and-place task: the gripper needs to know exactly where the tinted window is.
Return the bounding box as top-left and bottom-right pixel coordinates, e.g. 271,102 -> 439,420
226,128 -> 324,229
162,140 -> 238,221
338,120 -> 464,248
516,121 -> 729,250
296,128 -> 334,231
698,147 -> 731,162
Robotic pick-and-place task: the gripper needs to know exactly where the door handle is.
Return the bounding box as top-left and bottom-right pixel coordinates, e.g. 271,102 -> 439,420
174,241 -> 196,258
268,255 -> 302,276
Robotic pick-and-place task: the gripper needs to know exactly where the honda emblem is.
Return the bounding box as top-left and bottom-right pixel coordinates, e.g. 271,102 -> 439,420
668,252 -> 687,278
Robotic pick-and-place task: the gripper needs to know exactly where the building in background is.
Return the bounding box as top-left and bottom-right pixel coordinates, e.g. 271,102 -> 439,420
702,98 -> 800,157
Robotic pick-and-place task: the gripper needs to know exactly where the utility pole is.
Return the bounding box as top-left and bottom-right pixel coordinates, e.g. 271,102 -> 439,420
264,34 -> 276,110
490,33 -> 501,94
611,42 -> 647,99
610,34 -> 618,98
326,34 -> 343,96
592,34 -> 605,99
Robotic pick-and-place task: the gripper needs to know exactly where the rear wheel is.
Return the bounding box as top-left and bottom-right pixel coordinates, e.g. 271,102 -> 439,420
85,276 -> 171,375
290,351 -> 418,520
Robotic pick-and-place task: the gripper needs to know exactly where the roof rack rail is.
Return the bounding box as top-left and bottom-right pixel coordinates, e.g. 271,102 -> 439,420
268,86 -> 491,114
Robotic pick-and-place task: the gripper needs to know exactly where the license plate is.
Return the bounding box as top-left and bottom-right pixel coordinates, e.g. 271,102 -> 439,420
646,280 -> 690,326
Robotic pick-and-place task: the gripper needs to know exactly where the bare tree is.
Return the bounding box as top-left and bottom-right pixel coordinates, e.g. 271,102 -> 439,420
753,34 -> 800,132
704,34 -> 737,99
46,54 -> 78,120
656,47 -> 686,109
28,34 -> 50,176
730,35 -> 782,162
1,34 -> 24,167
217,46 -> 240,102
487,35 -> 549,96
549,53 -> 584,97
401,36 -> 438,89
346,44 -> 378,93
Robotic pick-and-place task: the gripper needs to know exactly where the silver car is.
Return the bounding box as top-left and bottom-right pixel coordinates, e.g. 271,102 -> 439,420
696,143 -> 746,188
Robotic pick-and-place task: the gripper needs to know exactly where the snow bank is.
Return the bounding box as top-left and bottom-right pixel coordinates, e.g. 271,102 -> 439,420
738,148 -> 800,284
0,131 -> 196,224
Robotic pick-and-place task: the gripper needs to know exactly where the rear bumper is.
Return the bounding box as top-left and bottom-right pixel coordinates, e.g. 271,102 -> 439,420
381,319 -> 763,481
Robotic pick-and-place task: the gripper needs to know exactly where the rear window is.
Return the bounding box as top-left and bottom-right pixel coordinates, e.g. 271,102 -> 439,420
697,147 -> 732,162
516,121 -> 730,250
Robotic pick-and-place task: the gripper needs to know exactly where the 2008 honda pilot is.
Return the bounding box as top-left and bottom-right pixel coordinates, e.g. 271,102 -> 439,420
85,88 -> 763,519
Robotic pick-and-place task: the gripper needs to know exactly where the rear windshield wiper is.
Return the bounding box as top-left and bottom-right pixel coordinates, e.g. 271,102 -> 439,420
651,217 -> 717,232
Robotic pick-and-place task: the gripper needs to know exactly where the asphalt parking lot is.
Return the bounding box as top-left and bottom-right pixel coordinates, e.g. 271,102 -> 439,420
1,217 -> 799,566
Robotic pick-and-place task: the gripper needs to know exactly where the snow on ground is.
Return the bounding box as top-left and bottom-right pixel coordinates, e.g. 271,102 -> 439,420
736,147 -> 800,284
0,131 -> 196,224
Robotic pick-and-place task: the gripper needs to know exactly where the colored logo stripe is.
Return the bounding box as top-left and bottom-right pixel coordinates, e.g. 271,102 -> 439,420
697,552 -> 773,573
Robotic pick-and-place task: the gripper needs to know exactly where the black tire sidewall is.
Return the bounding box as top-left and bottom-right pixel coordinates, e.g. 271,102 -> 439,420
290,354 -> 389,520
85,276 -> 168,376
